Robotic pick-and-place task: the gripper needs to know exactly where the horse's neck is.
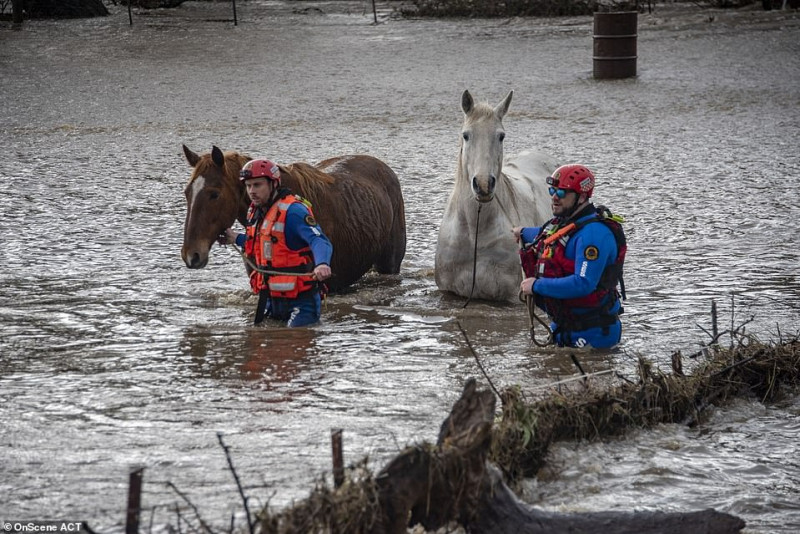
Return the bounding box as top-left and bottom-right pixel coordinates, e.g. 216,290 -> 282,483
493,173 -> 522,226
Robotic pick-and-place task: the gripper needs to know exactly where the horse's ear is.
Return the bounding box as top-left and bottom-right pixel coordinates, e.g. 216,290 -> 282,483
461,90 -> 474,115
183,144 -> 200,167
494,90 -> 513,120
211,146 -> 225,168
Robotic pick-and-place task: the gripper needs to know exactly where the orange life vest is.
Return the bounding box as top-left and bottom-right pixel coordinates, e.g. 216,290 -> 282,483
244,193 -> 317,299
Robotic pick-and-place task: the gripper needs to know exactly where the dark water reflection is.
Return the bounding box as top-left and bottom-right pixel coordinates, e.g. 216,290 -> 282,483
1,1 -> 799,532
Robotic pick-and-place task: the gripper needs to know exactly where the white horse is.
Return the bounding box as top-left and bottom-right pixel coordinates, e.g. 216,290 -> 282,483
435,90 -> 557,302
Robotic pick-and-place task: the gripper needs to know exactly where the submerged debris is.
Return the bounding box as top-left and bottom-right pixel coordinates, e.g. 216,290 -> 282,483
252,338 -> 797,533
492,337 -> 800,482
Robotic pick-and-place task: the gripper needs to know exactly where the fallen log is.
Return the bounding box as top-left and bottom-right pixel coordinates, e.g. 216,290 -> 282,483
472,464 -> 742,534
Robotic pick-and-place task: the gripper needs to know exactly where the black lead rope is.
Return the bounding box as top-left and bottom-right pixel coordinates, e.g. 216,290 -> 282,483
462,203 -> 482,309
523,292 -> 554,347
518,241 -> 554,347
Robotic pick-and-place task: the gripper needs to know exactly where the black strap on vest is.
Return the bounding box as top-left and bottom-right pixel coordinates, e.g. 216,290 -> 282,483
254,290 -> 270,325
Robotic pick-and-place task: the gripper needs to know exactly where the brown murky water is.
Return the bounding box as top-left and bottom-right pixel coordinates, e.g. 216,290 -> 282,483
1,1 -> 799,532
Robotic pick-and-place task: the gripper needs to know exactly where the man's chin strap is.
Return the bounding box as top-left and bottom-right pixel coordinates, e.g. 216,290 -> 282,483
561,199 -> 593,223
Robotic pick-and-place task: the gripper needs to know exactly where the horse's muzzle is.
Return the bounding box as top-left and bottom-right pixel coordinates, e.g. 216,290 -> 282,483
472,175 -> 496,203
182,247 -> 209,269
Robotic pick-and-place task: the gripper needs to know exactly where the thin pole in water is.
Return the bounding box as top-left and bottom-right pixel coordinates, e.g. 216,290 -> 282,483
371,0 -> 377,24
331,429 -> 344,488
12,0 -> 23,24
711,299 -> 718,346
232,0 -> 237,26
128,0 -> 133,25
126,467 -> 144,534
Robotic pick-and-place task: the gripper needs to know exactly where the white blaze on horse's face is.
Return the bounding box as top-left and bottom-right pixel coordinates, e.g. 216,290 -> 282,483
460,90 -> 513,203
181,145 -> 241,269
189,175 -> 207,214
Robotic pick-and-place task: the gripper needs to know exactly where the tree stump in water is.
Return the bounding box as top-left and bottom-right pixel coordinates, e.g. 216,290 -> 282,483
374,378 -> 745,534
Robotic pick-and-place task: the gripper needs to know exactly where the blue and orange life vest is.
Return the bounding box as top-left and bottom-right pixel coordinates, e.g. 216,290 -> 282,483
245,193 -> 317,299
520,205 -> 627,326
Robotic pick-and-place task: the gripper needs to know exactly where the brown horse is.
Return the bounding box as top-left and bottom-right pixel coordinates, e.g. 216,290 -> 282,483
181,145 -> 406,291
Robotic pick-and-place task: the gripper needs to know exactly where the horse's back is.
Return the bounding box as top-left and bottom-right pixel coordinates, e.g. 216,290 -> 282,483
317,155 -> 399,187
504,149 -> 558,182
504,149 -> 557,225
293,155 -> 406,289
313,155 -> 404,222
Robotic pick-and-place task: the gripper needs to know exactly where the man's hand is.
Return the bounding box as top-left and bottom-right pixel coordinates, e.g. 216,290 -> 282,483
218,228 -> 239,246
511,226 -> 523,243
313,264 -> 332,281
520,277 -> 536,296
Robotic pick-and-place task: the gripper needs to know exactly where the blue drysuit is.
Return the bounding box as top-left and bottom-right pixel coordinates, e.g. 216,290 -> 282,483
520,209 -> 623,349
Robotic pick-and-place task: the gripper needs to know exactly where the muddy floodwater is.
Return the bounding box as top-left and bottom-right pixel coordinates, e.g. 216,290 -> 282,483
1,1 -> 799,532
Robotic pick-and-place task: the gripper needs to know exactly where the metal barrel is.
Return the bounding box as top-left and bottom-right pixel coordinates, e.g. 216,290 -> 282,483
593,12 -> 638,79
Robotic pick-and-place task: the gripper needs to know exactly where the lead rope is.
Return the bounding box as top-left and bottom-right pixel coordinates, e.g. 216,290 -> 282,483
518,243 -> 554,347
462,203 -> 482,309
521,291 -> 554,347
226,242 -> 317,278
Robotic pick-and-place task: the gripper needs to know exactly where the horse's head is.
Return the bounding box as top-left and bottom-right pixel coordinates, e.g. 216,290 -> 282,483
459,89 -> 513,203
181,144 -> 250,269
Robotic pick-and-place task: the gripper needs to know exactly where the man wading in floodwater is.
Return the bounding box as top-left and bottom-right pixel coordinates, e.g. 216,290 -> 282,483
514,164 -> 627,349
219,159 -> 333,327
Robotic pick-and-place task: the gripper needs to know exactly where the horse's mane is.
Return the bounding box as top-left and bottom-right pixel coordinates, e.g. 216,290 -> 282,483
280,162 -> 335,201
187,151 -> 336,203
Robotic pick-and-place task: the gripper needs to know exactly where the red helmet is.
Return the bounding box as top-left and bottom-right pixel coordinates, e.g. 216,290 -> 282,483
547,164 -> 595,197
240,159 -> 281,183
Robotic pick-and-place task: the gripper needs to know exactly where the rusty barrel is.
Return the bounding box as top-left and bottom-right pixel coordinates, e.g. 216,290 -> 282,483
593,12 -> 638,79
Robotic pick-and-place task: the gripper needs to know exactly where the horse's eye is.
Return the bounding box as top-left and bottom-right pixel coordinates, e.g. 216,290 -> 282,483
209,191 -> 219,200
462,132 -> 470,142
498,132 -> 505,142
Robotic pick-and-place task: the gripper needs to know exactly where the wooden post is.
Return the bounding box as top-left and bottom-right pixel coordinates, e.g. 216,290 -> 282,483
12,0 -> 23,24
331,429 -> 344,488
711,300 -> 718,345
126,467 -> 144,534
371,0 -> 377,24
128,0 -> 133,25
232,0 -> 237,26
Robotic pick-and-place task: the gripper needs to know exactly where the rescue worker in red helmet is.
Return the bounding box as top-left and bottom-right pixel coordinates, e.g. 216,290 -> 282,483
219,159 -> 333,327
513,164 -> 627,349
